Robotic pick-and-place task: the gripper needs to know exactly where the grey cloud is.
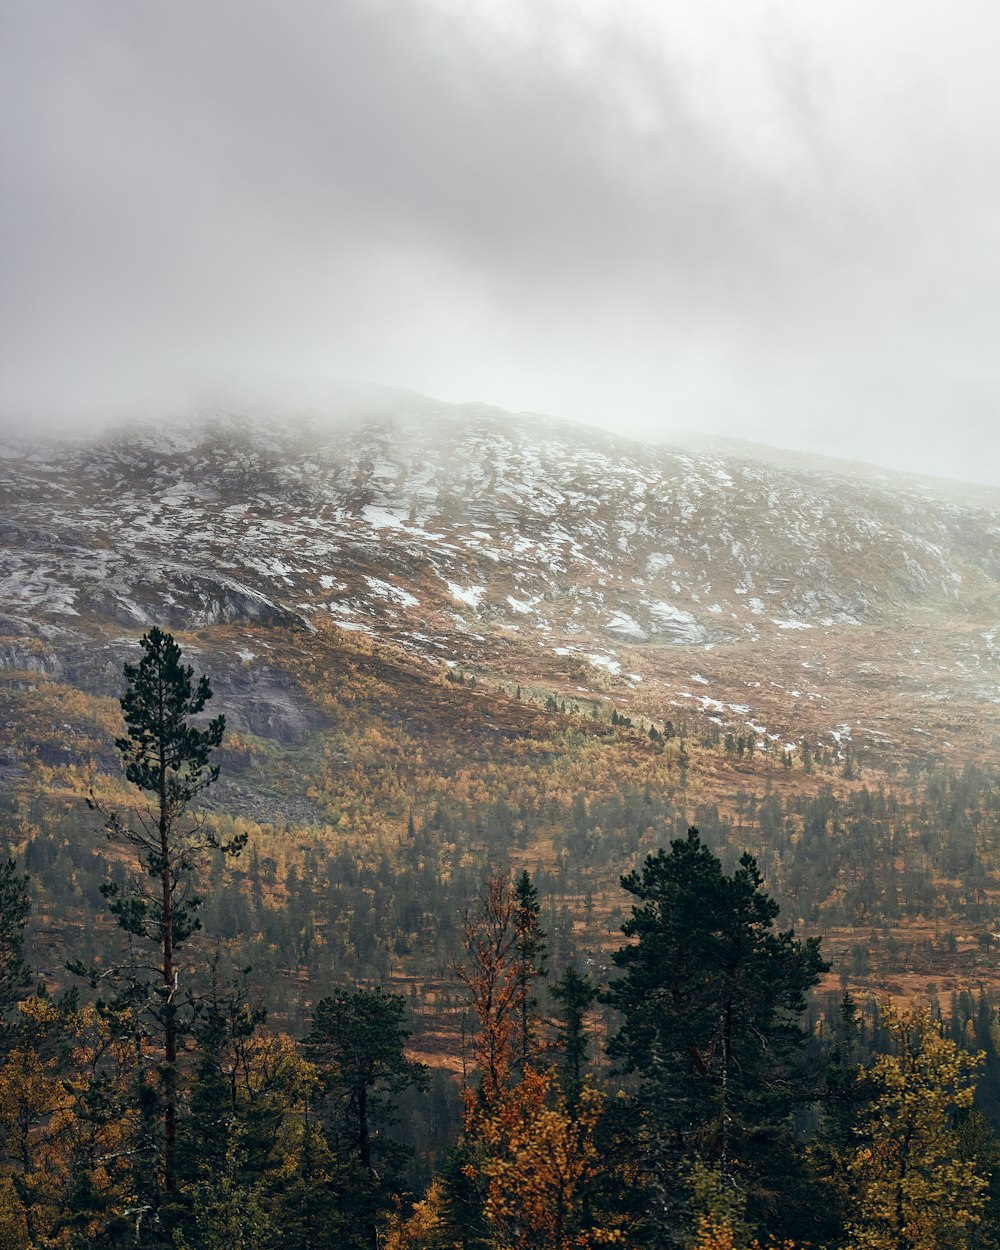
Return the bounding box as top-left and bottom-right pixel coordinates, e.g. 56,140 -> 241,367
1,0 -> 997,484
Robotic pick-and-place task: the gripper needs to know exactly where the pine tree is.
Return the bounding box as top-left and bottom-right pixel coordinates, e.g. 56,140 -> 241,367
304,986 -> 428,1250
172,967 -> 286,1250
88,627 -> 242,1211
513,869 -> 547,1069
550,967 -> 597,1113
607,827 -> 827,1242
0,858 -> 31,1056
806,992 -> 872,1245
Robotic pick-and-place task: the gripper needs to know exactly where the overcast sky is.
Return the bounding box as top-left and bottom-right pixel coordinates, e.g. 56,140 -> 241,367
2,1 -> 999,484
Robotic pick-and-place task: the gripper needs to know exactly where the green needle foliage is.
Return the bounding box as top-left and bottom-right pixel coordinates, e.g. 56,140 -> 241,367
0,857 -> 31,1056
304,986 -> 429,1250
607,826 -> 828,1243
551,966 -> 597,1113
87,627 -> 243,1215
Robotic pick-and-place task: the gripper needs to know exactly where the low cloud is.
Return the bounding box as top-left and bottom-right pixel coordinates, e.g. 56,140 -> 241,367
1,1 -> 997,483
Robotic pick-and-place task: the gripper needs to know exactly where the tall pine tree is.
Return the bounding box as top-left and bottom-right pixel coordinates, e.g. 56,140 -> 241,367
88,627 -> 242,1219
607,827 -> 827,1243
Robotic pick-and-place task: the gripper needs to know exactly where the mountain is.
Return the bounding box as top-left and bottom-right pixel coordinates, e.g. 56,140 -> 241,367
1,389 -> 998,769
4,386 -> 1000,1046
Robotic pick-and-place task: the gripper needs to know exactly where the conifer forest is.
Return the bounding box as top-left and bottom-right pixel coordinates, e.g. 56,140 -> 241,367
2,628 -> 1000,1250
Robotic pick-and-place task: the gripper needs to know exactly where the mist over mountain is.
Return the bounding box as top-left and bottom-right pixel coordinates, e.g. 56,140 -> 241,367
2,389 -> 997,767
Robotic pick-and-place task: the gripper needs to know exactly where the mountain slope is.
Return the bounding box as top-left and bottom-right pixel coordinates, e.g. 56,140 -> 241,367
3,389 -> 1000,1036
1,391 -> 998,764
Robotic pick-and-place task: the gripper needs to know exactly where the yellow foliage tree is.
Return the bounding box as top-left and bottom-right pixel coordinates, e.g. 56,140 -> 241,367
382,1176 -> 450,1250
0,996 -> 137,1248
474,1065 -> 624,1250
689,1217 -> 806,1250
842,1001 -> 987,1250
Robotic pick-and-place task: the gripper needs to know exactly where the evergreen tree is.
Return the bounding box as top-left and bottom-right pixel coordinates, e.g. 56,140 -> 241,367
173,963 -> 273,1246
0,858 -> 31,1056
304,986 -> 428,1250
607,827 -> 828,1243
806,993 -> 873,1245
551,966 -> 597,1113
956,1109 -> 1000,1250
87,627 -> 242,1215
431,1138 -> 495,1250
174,1017 -> 311,1250
513,869 -> 546,1069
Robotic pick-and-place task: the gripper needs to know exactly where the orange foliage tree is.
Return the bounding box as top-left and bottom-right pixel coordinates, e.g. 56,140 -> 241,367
476,1065 -> 623,1249
0,996 -> 138,1248
452,871 -> 624,1249
457,873 -> 526,1115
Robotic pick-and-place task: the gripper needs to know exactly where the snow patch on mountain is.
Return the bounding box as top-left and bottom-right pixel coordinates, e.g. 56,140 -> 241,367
588,654 -> 621,675
448,583 -> 485,608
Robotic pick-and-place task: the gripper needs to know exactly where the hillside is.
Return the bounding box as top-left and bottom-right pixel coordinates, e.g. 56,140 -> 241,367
1,390 -> 999,1042
2,390 -> 998,767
